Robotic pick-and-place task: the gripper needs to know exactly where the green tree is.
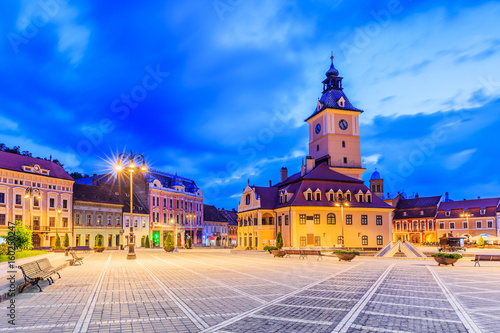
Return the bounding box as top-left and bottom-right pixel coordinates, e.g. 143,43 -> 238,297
63,233 -> 70,247
1,221 -> 33,250
478,236 -> 485,247
276,232 -> 283,250
187,236 -> 192,248
96,234 -> 103,247
54,233 -> 61,248
145,235 -> 150,248
165,232 -> 174,248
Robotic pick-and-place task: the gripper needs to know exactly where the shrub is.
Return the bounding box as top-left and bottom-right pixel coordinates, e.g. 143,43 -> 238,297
263,245 -> 278,253
55,234 -> 61,247
333,250 -> 360,255
276,232 -> 283,250
63,233 -> 70,247
164,232 -> 175,248
432,253 -> 463,259
0,221 -> 33,250
145,235 -> 150,248
95,235 -> 103,248
187,237 -> 192,248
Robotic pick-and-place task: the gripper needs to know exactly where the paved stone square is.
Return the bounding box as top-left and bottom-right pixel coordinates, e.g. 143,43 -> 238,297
0,250 -> 498,332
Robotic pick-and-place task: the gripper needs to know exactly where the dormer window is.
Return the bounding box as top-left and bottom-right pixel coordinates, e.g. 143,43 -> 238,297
367,195 -> 372,203
346,193 -> 351,201
307,193 -> 312,201
403,211 -> 407,216
420,210 -> 424,216
316,192 -> 321,201
358,194 -> 364,203
337,96 -> 345,107
245,194 -> 250,205
480,209 -> 486,215
445,211 -> 450,216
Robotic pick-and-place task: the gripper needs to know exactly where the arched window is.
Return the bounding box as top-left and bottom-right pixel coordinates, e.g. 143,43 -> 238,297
377,235 -> 383,245
342,141 -> 346,148
245,194 -> 250,205
327,213 -> 336,225
362,235 -> 368,246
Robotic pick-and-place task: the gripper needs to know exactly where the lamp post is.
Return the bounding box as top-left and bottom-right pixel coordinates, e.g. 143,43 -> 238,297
115,150 -> 147,260
24,187 -> 42,230
460,210 -> 472,244
56,204 -> 62,238
335,195 -> 349,248
187,213 -> 195,247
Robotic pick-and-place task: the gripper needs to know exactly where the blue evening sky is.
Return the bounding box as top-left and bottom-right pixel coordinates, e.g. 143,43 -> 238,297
1,0 -> 500,208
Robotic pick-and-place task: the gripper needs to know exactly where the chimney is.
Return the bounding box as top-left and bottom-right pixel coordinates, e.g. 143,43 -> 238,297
269,180 -> 272,187
445,192 -> 449,202
305,156 -> 315,173
280,167 -> 288,182
92,174 -> 97,186
415,193 -> 419,198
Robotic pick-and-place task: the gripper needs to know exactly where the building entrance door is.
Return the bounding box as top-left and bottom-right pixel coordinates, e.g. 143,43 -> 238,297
32,234 -> 41,248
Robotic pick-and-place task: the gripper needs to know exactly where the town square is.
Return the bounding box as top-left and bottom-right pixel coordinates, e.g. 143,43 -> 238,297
1,0 -> 500,332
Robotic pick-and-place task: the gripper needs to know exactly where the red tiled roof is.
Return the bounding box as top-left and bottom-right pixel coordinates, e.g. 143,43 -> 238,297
0,151 -> 73,180
438,198 -> 500,211
73,183 -> 123,205
436,206 -> 498,219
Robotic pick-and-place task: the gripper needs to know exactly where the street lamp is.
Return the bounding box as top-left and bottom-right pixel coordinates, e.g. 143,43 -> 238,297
187,213 -> 195,247
460,210 -> 472,244
56,205 -> 62,236
335,195 -> 349,248
24,187 -> 42,230
115,150 -> 147,260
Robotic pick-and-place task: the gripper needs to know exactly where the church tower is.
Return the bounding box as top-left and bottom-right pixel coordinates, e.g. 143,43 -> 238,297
305,55 -> 365,180
369,169 -> 384,198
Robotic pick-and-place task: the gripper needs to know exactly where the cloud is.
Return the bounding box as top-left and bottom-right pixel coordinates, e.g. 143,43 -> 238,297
444,149 -> 477,170
0,116 -> 18,131
363,153 -> 382,165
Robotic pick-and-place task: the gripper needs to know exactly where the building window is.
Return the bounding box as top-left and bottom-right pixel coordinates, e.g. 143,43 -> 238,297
0,214 -> 5,225
420,210 -> 424,216
97,216 -> 102,225
316,144 -> 319,151
75,215 -> 80,225
487,221 -> 493,228
346,215 -> 352,225
299,214 -> 306,224
445,211 -> 450,216
164,198 -> 167,207
463,221 -> 468,229
362,235 -> 368,246
337,236 -> 344,246
300,236 -> 306,246
329,193 -> 334,201
367,195 -> 372,203
254,218 -> 257,226
176,200 -> 179,209
346,193 -> 351,201
75,235 -> 80,246
449,222 -> 455,229
316,192 -> 321,201
0,193 -> 4,204
480,209 -> 486,215
87,215 -> 92,225
49,198 -> 55,208
344,157 -> 348,164
107,216 -> 112,225
63,199 -> 68,209
15,215 -> 22,223
377,235 -> 383,245
342,141 -> 346,148
245,195 -> 250,205
428,222 -> 433,230
117,217 -> 121,226
63,217 -> 68,228
476,221 -> 482,229
33,196 -> 40,207
358,195 -> 364,203
15,194 -> 21,205
307,193 -> 312,201
170,199 -> 173,208
50,217 -> 55,227
439,222 -> 445,229
376,215 -> 382,225
314,236 -> 321,246
327,213 -> 336,225
377,184 -> 381,192
278,216 -> 282,226
285,215 -> 289,225
361,215 -> 368,225
314,214 -> 320,224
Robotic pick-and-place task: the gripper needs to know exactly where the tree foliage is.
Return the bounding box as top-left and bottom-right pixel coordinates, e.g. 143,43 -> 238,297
55,233 -> 61,247
477,236 -> 485,247
145,235 -> 150,248
164,232 -> 175,248
95,234 -> 103,247
276,232 -> 283,250
63,233 -> 70,247
0,221 -> 33,250
0,144 -> 65,168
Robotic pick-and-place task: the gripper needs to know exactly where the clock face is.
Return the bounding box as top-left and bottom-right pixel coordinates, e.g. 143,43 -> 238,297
315,123 -> 321,134
339,119 -> 348,130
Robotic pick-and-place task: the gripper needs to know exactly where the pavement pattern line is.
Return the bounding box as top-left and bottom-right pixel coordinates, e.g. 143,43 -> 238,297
89,312 -> 242,326
350,324 -> 414,333
173,254 -> 300,290
248,313 -> 335,326
375,293 -> 444,301
369,300 -> 452,311
332,264 -> 394,333
277,303 -> 351,311
201,262 -> 363,333
148,253 -> 267,304
72,252 -> 112,333
362,310 -> 463,323
427,266 -> 482,333
136,259 -> 210,330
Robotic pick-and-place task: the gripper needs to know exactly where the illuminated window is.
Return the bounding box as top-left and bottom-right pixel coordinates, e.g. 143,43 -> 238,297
314,214 -> 320,224
377,235 -> 383,245
327,213 -> 336,225
299,214 -> 306,224
300,236 -> 306,246
362,235 -> 368,245
361,215 -> 368,225
476,221 -> 482,228
337,236 -> 344,246
376,215 -> 382,225
314,236 -> 321,246
346,215 -> 352,225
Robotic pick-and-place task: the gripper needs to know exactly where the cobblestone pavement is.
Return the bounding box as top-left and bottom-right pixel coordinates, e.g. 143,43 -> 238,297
0,250 -> 497,332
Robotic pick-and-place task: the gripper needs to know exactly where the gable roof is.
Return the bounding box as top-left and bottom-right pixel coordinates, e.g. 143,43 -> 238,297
0,151 -> 73,181
73,183 -> 123,205
204,205 -> 228,223
396,196 -> 442,209
438,198 -> 500,211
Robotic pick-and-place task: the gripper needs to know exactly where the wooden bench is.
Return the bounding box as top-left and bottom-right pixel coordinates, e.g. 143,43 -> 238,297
18,259 -> 61,292
284,249 -> 301,258
70,251 -> 84,265
72,246 -> 91,252
472,254 -> 500,267
299,250 -> 323,261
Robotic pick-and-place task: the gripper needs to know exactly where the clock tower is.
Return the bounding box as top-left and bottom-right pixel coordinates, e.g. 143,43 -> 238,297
305,55 -> 365,180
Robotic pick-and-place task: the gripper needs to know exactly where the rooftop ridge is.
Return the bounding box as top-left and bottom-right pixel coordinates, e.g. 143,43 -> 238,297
148,168 -> 195,183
